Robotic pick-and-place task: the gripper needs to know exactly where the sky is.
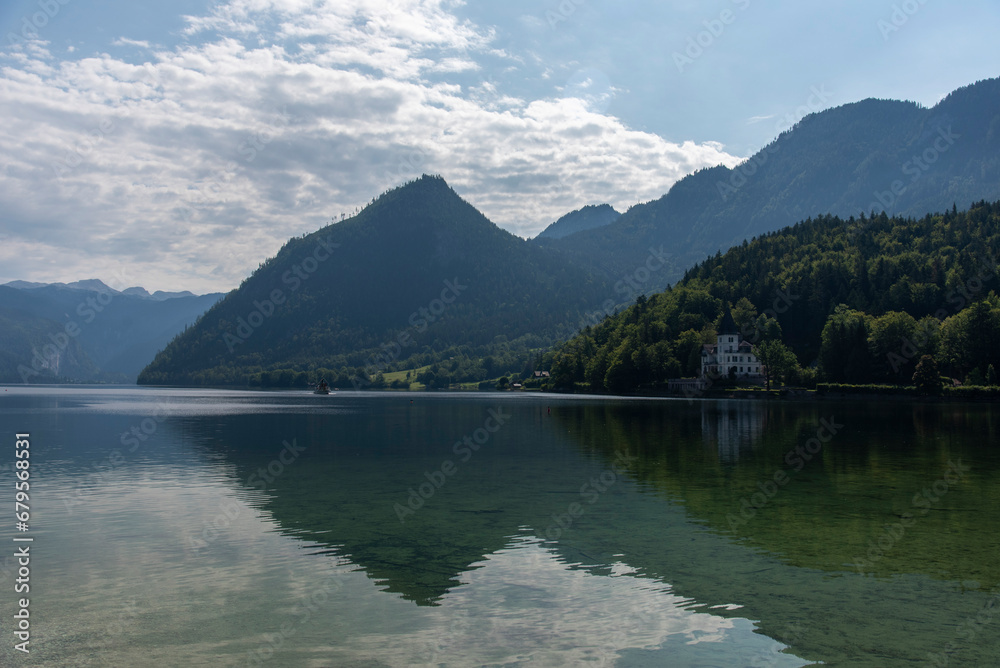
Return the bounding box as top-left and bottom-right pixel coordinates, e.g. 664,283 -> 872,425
0,0 -> 998,294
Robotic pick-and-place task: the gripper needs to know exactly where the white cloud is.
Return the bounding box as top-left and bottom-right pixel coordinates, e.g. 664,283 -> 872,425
0,0 -> 740,293
112,38 -> 152,49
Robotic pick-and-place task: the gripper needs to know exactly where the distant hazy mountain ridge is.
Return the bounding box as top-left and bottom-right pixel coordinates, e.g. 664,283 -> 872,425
0,281 -> 222,383
3,279 -> 197,301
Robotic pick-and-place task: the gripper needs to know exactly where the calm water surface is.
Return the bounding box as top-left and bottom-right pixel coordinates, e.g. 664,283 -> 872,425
0,387 -> 998,667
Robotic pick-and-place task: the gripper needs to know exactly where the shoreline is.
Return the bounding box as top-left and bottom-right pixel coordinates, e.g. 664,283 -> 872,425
9,383 -> 999,404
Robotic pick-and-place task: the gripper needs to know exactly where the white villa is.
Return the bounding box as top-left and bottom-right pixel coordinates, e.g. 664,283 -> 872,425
701,310 -> 764,381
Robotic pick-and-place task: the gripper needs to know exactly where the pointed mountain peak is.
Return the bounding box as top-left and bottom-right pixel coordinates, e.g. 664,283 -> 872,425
337,173 -> 505,243
349,174 -> 463,217
376,174 -> 455,203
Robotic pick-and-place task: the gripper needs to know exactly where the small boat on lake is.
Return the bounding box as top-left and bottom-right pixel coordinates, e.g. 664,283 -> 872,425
314,379 -> 330,394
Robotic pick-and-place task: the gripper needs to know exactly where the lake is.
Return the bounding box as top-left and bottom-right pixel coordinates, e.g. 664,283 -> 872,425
0,386 -> 998,666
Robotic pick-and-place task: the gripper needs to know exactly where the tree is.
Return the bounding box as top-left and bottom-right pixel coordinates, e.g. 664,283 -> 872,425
584,348 -> 611,390
867,311 -> 918,383
673,329 -> 705,377
938,300 -> 1000,378
550,352 -> 578,389
965,367 -> 985,386
988,364 -> 998,386
418,369 -> 437,388
755,339 -> 798,391
752,313 -> 783,344
912,355 -> 943,395
604,339 -> 640,393
966,301 -> 1000,371
818,305 -> 872,383
731,298 -> 758,339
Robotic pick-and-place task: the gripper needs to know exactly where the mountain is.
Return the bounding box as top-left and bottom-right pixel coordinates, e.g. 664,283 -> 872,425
121,286 -> 198,300
140,78 -> 1000,389
2,279 -> 197,302
0,293 -> 100,383
535,204 -> 620,240
0,282 -> 223,383
535,77 -> 1000,293
548,200 -> 1000,393
138,176 -> 615,387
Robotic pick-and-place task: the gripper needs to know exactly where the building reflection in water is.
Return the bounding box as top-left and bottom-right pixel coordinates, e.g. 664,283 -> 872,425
701,400 -> 767,463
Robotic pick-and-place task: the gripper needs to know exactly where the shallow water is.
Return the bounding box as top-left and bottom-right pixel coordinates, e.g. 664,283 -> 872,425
0,387 -> 997,666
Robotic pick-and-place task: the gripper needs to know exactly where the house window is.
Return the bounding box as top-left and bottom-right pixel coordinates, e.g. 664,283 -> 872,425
729,337 -> 734,343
